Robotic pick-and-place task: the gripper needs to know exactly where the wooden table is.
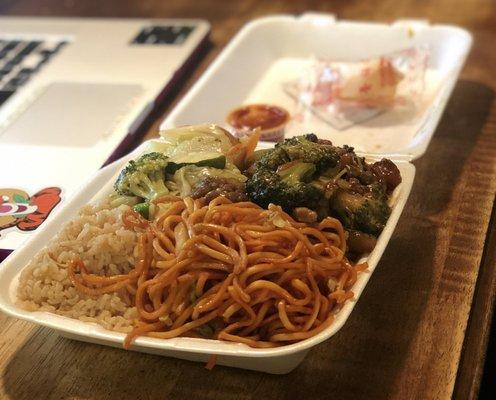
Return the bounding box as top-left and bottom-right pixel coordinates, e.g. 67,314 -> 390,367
1,1 -> 495,399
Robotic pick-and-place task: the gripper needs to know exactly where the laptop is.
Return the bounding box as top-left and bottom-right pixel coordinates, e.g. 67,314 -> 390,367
0,17 -> 210,258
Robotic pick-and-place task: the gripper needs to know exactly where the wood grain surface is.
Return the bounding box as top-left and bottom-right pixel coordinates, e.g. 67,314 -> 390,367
1,1 -> 496,399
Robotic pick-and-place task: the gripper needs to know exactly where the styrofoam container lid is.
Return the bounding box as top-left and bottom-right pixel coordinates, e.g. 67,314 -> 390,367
0,14 -> 471,373
161,13 -> 472,161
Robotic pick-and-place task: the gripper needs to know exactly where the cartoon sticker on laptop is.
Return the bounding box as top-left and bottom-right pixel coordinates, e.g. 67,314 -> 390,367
0,187 -> 61,234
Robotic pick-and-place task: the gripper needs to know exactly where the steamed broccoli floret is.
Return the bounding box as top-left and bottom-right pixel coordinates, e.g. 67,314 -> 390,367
246,161 -> 322,211
277,161 -> 316,183
278,134 -> 338,172
246,134 -> 396,241
114,152 -> 170,201
330,190 -> 390,235
247,135 -> 339,212
255,134 -> 338,172
256,146 -> 290,171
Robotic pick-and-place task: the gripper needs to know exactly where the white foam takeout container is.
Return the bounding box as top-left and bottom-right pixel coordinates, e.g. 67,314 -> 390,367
0,14 -> 471,374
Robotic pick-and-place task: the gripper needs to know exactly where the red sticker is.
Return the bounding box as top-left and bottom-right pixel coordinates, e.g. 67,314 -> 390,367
0,187 -> 62,233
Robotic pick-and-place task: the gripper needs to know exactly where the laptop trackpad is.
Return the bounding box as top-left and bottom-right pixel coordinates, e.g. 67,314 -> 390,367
0,82 -> 144,147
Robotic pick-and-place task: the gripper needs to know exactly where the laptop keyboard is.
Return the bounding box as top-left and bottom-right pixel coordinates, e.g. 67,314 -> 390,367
0,39 -> 67,107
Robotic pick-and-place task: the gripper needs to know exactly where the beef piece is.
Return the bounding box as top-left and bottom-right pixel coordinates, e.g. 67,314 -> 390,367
191,176 -> 248,203
371,158 -> 402,192
317,138 -> 333,145
347,230 -> 377,254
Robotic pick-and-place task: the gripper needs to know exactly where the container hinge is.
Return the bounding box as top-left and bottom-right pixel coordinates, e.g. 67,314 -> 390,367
299,12 -> 337,26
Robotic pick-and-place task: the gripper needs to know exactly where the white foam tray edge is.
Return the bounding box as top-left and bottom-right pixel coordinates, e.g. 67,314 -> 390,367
0,138 -> 415,374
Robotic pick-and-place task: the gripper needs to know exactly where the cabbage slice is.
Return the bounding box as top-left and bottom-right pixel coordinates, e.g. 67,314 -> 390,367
160,124 -> 237,150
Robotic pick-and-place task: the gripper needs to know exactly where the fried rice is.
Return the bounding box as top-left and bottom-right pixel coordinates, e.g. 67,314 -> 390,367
16,201 -> 139,332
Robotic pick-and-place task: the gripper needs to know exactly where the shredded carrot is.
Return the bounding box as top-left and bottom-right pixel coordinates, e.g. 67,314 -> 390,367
243,128 -> 261,161
205,354 -> 217,370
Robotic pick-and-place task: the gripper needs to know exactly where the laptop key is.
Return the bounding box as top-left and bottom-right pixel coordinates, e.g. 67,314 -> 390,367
19,68 -> 33,75
7,74 -> 29,88
39,49 -> 55,58
0,90 -> 14,106
3,61 -> 18,70
9,54 -> 25,65
3,41 -> 20,52
56,41 -> 68,50
17,41 -> 41,57
50,41 -> 67,53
